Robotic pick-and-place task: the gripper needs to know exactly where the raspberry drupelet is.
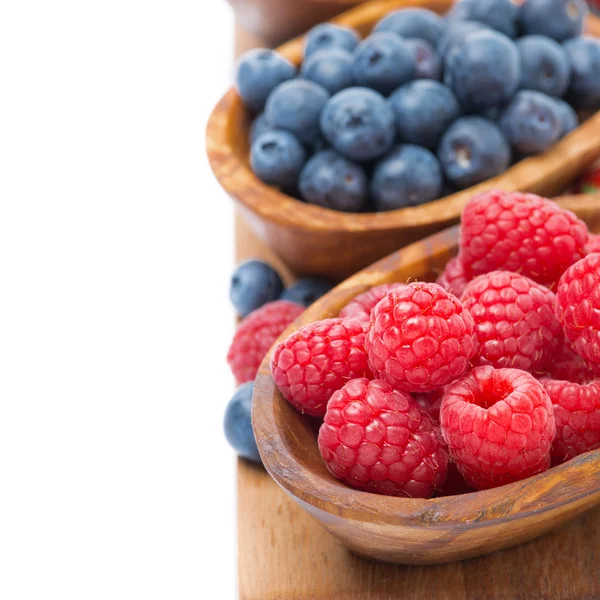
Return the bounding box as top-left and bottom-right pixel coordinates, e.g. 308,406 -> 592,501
436,256 -> 469,298
339,283 -> 403,323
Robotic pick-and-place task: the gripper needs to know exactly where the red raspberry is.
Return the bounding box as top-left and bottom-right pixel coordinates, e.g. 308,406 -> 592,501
436,256 -> 469,298
413,387 -> 445,422
587,234 -> 600,254
461,271 -> 561,373
440,366 -> 555,490
271,318 -> 371,417
339,284 -> 401,322
541,343 -> 596,384
460,190 -> 588,287
227,300 -> 303,384
318,378 -> 448,498
556,253 -> 600,373
365,282 -> 477,392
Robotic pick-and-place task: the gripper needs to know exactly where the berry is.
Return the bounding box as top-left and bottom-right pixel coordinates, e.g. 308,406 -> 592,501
300,49 -> 354,95
459,190 -> 589,286
413,386 -> 446,422
447,0 -> 518,39
519,0 -> 587,42
271,318 -> 371,417
437,21 -> 489,56
437,117 -> 511,188
235,49 -> 296,112
440,366 -> 555,490
374,8 -> 446,48
228,300 -> 304,384
352,33 -> 415,96
365,282 -> 478,392
318,378 -> 448,497
265,79 -> 330,145
250,131 -> 307,187
339,283 -> 401,322
224,382 -> 261,463
589,234 -> 600,254
436,256 -> 469,298
461,271 -> 562,372
249,112 -> 273,145
230,259 -> 284,317
564,37 -> 600,110
298,149 -> 369,212
389,80 -> 460,149
405,38 -> 441,81
320,87 -> 396,162
542,343 -> 596,385
551,97 -> 579,136
280,277 -> 333,307
304,23 -> 360,59
371,144 -> 443,211
443,30 -> 520,111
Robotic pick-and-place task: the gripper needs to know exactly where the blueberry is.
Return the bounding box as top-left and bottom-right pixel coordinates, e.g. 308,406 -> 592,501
320,87 -> 396,161
404,38 -> 442,80
437,20 -> 489,56
250,130 -> 307,187
443,29 -> 520,111
516,36 -> 570,97
551,97 -> 579,136
230,259 -> 284,317
224,382 -> 261,463
235,49 -> 297,112
265,79 -> 330,145
446,0 -> 518,38
280,277 -> 334,306
564,37 -> 600,110
371,144 -> 443,211
249,113 -> 273,145
352,32 -> 415,95
519,0 -> 587,42
499,90 -> 562,154
300,48 -> 354,95
389,80 -> 460,149
304,23 -> 360,58
374,8 -> 446,47
437,116 -> 511,188
298,149 -> 369,212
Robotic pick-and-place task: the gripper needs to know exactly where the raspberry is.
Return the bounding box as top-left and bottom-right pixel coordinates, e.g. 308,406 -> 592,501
365,282 -> 477,392
440,366 -> 555,490
271,318 -> 371,417
587,234 -> 600,254
556,254 -> 600,373
413,387 -> 445,422
339,283 -> 401,322
541,343 -> 596,384
461,271 -> 561,373
227,300 -> 303,384
436,256 -> 469,298
460,190 -> 588,287
318,378 -> 448,498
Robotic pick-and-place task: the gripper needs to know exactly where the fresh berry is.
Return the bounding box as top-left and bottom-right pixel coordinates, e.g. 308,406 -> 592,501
551,97 -> 579,137
440,366 -> 555,489
249,112 -> 273,144
543,343 -> 597,384
443,30 -> 520,111
437,20 -> 489,56
228,300 -> 304,383
339,283 -> 401,322
365,282 -> 477,392
461,271 -> 561,372
318,378 -> 448,497
374,8 -> 446,48
300,49 -> 355,95
271,318 -> 371,417
459,190 -> 589,286
389,80 -> 460,150
405,38 -> 441,81
589,234 -> 600,254
280,277 -> 333,307
235,49 -> 297,112
516,36 -> 570,97
230,259 -> 284,317
413,386 -> 446,422
304,23 -> 360,59
519,0 -> 587,42
251,130 -> 307,187
224,382 -> 261,463
437,117 -> 511,188
446,0 -> 518,38
352,33 -> 415,96
563,37 -> 600,110
298,149 -> 369,212
320,87 -> 396,161
436,256 -> 469,298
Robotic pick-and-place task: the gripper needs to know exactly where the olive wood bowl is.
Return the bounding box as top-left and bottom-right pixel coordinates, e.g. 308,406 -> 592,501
207,0 -> 600,278
252,194 -> 600,565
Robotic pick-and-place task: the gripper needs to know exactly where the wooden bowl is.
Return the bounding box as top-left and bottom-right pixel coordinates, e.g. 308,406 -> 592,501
207,0 -> 600,279
252,194 -> 600,565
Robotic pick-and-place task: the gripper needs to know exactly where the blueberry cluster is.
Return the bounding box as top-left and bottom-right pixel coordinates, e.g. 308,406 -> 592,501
235,0 -> 600,213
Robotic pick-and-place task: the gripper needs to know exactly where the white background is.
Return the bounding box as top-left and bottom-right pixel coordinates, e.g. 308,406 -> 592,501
1,1 -> 237,598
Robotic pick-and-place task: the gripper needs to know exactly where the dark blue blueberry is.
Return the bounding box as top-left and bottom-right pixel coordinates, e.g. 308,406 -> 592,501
404,39 -> 442,80
564,37 -> 600,110
352,33 -> 415,95
298,149 -> 369,212
516,36 -> 571,97
446,0 -> 518,38
249,113 -> 273,145
519,0 -> 587,42
250,130 -> 307,187
443,29 -> 520,111
320,87 -> 396,161
551,97 -> 579,136
437,116 -> 511,188
374,8 -> 446,47
371,144 -> 443,211
280,277 -> 334,306
235,49 -> 297,112
300,48 -> 354,95
437,20 -> 489,56
224,382 -> 261,463
304,23 -> 360,58
230,259 -> 284,317
499,90 -> 562,154
389,80 -> 460,149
